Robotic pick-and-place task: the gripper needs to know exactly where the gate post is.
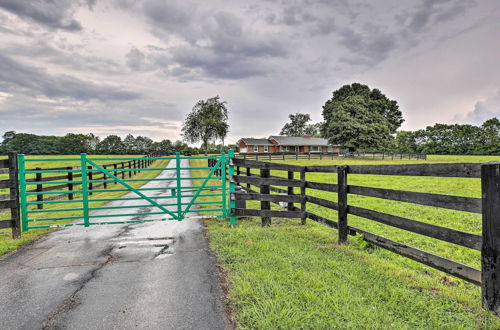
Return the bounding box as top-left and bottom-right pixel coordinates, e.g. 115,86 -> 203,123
228,150 -> 237,227
175,152 -> 182,220
80,153 -> 90,227
18,154 -> 28,232
481,162 -> 500,313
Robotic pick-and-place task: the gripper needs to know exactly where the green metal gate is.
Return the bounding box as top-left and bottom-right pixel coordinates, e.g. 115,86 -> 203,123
18,152 -> 236,231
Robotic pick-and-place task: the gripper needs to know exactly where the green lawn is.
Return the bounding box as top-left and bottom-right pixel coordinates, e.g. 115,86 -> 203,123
191,155 -> 500,329
0,155 -> 169,255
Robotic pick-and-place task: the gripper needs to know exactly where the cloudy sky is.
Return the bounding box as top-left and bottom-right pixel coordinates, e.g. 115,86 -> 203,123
0,0 -> 499,145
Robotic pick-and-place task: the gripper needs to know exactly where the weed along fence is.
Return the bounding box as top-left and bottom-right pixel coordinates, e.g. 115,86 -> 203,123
0,152 -> 21,238
17,152 -> 164,210
237,151 -> 426,161
230,158 -> 500,313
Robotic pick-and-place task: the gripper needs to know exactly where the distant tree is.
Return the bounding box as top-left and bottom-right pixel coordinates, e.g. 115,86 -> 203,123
181,96 -> 229,155
134,136 -> 154,153
482,117 -> 500,154
123,134 -> 137,153
56,134 -> 91,154
85,133 -> 100,153
157,139 -> 174,154
279,113 -> 320,136
395,131 -> 418,153
96,135 -> 124,154
321,83 -> 404,150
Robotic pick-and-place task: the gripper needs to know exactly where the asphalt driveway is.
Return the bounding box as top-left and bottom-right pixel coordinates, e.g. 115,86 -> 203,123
0,159 -> 230,330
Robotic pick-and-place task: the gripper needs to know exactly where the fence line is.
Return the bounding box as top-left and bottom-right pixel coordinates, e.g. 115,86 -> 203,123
236,151 -> 427,161
229,158 -> 500,311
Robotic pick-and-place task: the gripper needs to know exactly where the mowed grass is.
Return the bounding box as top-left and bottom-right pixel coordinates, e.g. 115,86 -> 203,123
0,155 -> 169,255
191,155 -> 500,329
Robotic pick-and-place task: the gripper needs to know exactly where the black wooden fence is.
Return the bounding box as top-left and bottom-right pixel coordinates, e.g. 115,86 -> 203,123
230,158 -> 500,312
237,151 -> 426,161
0,152 -> 21,238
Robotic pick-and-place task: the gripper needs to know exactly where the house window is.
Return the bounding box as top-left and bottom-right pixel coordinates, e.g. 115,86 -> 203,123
310,146 -> 320,152
253,145 -> 259,152
280,146 -> 289,152
263,145 -> 269,152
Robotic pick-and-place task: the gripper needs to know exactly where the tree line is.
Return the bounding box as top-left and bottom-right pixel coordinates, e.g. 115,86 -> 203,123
394,118 -> 499,155
0,131 -> 199,155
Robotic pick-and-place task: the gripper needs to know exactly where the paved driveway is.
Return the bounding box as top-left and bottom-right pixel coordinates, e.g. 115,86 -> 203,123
0,159 -> 230,330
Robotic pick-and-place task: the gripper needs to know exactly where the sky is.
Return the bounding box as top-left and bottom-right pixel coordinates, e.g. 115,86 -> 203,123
0,0 -> 499,145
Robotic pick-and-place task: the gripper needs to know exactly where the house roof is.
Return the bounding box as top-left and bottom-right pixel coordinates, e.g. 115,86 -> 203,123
269,136 -> 332,146
239,138 -> 274,146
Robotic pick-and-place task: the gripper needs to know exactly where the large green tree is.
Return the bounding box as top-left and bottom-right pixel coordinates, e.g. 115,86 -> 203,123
321,83 -> 404,150
279,113 -> 320,136
181,96 -> 229,155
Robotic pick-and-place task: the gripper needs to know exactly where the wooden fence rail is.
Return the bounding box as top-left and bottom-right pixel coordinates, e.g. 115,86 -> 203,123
236,151 -> 427,161
229,158 -> 500,312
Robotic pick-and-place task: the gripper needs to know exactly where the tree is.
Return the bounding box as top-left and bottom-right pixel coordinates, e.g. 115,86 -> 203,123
181,96 -> 229,155
56,134 -> 91,154
321,83 -> 404,150
96,135 -> 124,154
123,134 -> 137,153
482,117 -> 500,154
134,136 -> 154,153
279,113 -> 320,136
85,133 -> 100,153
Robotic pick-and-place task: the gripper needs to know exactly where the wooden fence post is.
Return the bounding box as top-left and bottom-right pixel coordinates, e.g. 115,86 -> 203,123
67,167 -> 74,200
260,167 -> 271,227
35,168 -> 43,210
287,170 -> 294,211
103,165 -> 108,189
88,165 -> 93,195
246,167 -> 251,190
481,162 -> 500,313
337,165 -> 348,244
8,152 -> 21,238
114,163 -> 118,184
300,168 -> 307,225
121,162 -> 125,179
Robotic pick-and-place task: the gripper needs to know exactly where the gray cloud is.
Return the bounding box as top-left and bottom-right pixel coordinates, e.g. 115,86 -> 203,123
402,0 -> 476,32
136,1 -> 288,79
459,90 -> 500,125
0,0 -> 95,31
0,54 -> 139,101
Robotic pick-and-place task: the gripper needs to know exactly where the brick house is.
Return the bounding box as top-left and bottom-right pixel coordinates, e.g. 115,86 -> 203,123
237,136 -> 341,153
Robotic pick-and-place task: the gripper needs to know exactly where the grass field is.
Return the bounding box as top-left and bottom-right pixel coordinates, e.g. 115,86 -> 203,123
0,155 -> 169,255
191,155 -> 500,328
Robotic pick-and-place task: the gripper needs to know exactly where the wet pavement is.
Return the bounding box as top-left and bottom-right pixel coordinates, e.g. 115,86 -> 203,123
0,159 -> 230,330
